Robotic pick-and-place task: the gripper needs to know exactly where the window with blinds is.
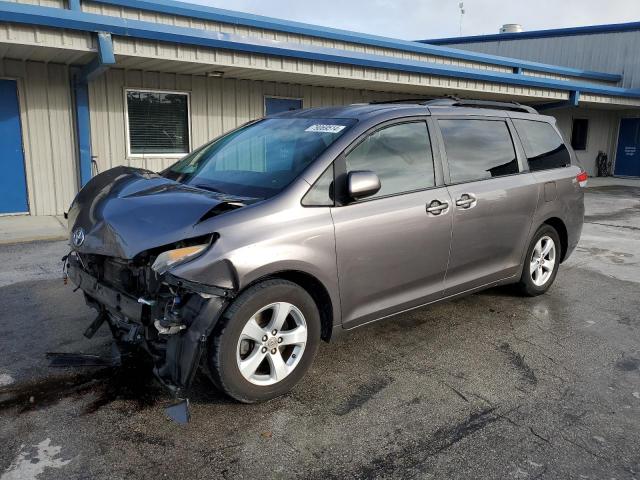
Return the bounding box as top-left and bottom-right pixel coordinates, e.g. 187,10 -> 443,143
126,90 -> 190,155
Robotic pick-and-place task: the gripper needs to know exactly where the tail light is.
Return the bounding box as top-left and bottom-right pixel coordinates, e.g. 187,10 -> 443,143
576,170 -> 588,188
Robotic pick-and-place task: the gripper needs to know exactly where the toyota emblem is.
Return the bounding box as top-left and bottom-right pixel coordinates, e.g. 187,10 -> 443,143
72,227 -> 85,247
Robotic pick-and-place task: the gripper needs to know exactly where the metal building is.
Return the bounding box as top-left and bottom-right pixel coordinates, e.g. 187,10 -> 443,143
422,21 -> 640,179
1,0 -> 639,216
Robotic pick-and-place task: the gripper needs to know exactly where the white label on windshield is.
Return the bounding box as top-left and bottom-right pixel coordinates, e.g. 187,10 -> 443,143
305,124 -> 346,133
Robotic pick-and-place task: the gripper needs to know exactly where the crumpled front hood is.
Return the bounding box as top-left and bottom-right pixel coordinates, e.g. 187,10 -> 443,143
67,166 -> 249,259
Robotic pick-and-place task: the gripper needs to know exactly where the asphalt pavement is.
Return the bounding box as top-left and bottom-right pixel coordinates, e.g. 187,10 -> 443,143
0,179 -> 638,480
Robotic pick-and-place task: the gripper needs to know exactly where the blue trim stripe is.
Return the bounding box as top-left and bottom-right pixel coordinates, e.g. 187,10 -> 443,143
421,21 -> 640,46
88,0 -> 621,82
75,30 -> 115,184
1,2 -> 638,99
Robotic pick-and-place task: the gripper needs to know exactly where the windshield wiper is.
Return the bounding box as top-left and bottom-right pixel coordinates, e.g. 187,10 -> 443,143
193,184 -> 226,194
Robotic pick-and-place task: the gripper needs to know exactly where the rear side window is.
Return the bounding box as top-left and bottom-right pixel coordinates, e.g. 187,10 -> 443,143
513,119 -> 571,171
345,122 -> 435,199
438,119 -> 519,183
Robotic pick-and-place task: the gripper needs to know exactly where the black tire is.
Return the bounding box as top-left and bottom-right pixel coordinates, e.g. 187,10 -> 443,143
517,224 -> 561,297
208,279 -> 321,403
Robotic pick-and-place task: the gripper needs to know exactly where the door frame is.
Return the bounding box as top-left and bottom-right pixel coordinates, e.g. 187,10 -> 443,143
332,116 -> 446,204
430,114 -> 530,185
0,76 -> 30,216
330,115 -> 452,328
430,114 -> 536,292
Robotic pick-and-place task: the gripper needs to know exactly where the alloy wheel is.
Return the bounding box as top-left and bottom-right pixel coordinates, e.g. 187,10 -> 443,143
236,302 -> 307,386
530,235 -> 556,287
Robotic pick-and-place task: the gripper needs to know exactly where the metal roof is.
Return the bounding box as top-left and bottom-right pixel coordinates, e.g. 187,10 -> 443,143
69,0 -> 622,82
420,21 -> 640,45
3,1 -> 640,100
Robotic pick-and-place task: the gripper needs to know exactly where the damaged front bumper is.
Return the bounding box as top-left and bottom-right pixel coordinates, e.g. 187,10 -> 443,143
66,252 -> 233,397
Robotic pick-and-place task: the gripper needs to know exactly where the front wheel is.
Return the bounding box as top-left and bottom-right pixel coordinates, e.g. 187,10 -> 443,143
517,225 -> 561,296
208,279 -> 321,403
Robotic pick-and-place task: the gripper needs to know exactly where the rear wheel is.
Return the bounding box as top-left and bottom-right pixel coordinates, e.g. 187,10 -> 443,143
208,279 -> 321,403
517,225 -> 561,296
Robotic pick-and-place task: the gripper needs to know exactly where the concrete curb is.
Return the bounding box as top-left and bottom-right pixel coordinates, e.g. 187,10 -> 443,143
0,215 -> 68,246
0,234 -> 68,246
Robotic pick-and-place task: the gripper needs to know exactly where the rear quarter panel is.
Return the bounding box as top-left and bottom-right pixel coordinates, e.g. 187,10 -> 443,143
530,165 -> 584,261
508,112 -> 585,263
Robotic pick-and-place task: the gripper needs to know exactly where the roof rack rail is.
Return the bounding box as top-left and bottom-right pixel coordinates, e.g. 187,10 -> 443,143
368,98 -> 436,105
445,99 -> 538,114
369,96 -> 537,114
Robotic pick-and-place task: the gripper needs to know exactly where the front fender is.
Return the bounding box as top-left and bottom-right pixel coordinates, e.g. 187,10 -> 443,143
169,203 -> 342,328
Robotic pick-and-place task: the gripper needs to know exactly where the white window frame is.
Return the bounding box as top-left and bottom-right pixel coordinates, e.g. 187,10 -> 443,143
263,95 -> 304,115
124,88 -> 192,159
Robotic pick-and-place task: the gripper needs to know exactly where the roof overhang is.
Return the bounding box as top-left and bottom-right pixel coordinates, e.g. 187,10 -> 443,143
90,0 -> 622,83
1,1 -> 639,102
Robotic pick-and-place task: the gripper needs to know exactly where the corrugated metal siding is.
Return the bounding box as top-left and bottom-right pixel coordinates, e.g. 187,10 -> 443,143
4,0 -> 65,7
0,22 -> 595,105
444,32 -> 639,88
80,0 -> 514,75
88,68 -> 400,173
110,37 -> 567,103
550,107 -> 619,176
522,69 -> 611,86
4,0 -> 629,87
0,22 -> 94,61
78,1 -> 620,86
0,58 -> 78,215
3,0 -> 618,86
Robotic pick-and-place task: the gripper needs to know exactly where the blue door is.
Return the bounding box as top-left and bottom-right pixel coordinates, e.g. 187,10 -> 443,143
615,118 -> 640,177
264,97 -> 302,115
0,79 -> 28,214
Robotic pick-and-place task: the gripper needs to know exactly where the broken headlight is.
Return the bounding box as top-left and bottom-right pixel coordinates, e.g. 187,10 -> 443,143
151,244 -> 208,275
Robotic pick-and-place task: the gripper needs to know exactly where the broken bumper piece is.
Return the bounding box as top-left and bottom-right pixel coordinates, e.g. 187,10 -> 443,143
66,254 -> 233,397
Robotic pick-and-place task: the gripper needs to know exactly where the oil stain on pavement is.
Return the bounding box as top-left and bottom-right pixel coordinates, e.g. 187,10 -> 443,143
0,358 -> 164,415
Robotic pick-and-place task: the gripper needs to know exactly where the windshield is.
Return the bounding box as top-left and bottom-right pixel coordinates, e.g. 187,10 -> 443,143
164,117 -> 356,199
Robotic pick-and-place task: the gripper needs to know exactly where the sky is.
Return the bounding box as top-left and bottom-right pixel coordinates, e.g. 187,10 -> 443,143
190,0 -> 640,41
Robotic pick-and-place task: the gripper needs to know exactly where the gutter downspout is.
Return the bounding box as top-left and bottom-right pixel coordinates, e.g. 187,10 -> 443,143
72,31 -> 115,187
73,79 -> 92,186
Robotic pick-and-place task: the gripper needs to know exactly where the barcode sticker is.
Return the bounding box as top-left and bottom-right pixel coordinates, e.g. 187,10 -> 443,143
305,124 -> 346,133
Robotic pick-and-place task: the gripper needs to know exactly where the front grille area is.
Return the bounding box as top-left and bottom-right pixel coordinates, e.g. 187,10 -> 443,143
103,257 -> 143,294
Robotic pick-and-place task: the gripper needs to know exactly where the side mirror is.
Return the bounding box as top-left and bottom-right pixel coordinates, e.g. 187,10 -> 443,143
348,170 -> 381,200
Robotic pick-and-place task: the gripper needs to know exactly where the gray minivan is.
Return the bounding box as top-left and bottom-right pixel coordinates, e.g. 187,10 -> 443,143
66,98 -> 586,403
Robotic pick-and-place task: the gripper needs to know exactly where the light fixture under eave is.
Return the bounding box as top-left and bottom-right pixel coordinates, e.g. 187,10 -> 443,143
207,71 -> 225,77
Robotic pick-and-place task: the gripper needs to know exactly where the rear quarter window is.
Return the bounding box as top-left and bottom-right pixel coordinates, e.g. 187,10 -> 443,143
513,119 -> 571,171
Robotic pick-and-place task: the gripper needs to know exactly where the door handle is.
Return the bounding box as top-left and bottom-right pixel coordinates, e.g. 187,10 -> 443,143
426,200 -> 449,215
455,193 -> 477,209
